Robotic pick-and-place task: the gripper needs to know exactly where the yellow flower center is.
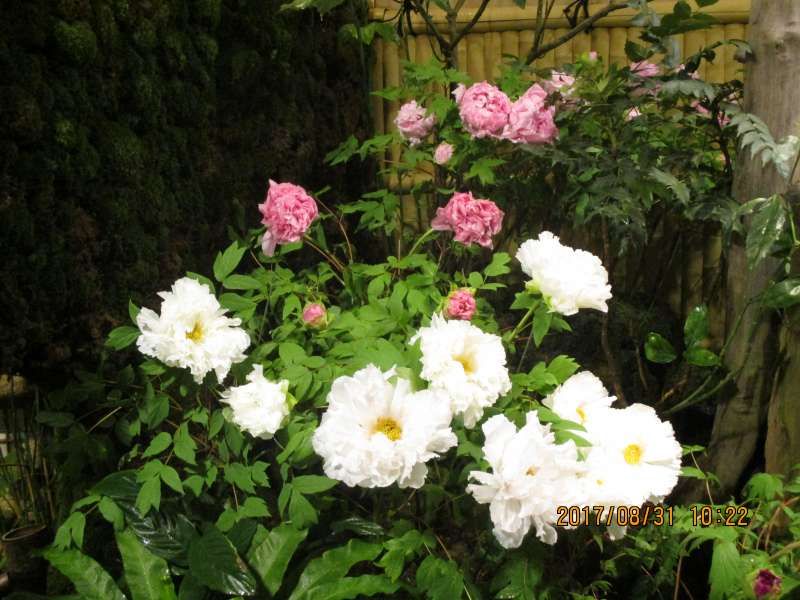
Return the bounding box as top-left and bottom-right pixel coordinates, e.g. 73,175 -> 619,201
623,444 -> 643,465
373,417 -> 402,441
186,321 -> 204,343
453,351 -> 477,375
576,406 -> 587,423
526,466 -> 538,476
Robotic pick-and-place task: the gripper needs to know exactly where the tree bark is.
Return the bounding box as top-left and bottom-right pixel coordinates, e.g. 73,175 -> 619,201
689,0 -> 800,498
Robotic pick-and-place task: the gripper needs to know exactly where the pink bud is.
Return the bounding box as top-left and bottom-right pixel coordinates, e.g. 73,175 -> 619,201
302,303 -> 327,328
445,289 -> 477,321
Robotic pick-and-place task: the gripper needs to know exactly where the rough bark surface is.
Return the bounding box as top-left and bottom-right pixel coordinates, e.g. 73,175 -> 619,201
696,0 -> 800,497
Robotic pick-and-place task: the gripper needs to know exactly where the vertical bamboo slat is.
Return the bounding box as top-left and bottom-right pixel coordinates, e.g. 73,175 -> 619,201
591,27 -> 610,64
486,31 -> 503,80
457,37 -> 469,73
518,30 -> 533,65
501,30 -> 520,62
383,40 -> 401,165
706,25 -> 726,82
467,34 -> 486,81
683,30 -> 708,79
553,28 -> 572,69
609,28 -> 628,67
572,30 -> 591,58
372,38 -> 385,137
723,24 -> 746,81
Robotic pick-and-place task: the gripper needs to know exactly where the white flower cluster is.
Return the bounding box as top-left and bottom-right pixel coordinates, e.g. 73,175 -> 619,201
467,372 -> 682,548
314,316 -> 512,488
135,234 -> 682,550
516,231 -> 612,316
136,277 -> 289,438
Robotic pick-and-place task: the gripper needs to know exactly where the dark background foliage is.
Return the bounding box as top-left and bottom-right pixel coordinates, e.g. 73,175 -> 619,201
0,0 -> 370,379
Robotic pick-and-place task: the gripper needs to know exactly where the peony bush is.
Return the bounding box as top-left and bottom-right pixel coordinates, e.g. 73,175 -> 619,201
39,35 -> 800,600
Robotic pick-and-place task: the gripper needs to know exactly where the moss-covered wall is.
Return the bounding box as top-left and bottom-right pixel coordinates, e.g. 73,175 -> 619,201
0,0 -> 370,376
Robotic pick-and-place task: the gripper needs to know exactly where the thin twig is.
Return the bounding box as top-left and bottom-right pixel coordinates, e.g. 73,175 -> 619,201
450,0 -> 492,49
525,2 -> 630,65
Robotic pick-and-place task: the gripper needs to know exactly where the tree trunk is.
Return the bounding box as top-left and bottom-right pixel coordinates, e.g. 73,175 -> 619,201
690,0 -> 800,498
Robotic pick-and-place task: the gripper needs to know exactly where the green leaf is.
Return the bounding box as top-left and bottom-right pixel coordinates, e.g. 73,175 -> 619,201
135,476 -> 161,516
188,526 -> 257,596
142,432 -> 172,458
37,411 -> 75,428
492,553 -> 542,600
292,475 -> 337,494
107,326 -> 140,350
288,539 -> 396,600
214,241 -> 247,282
644,333 -> 677,363
246,524 -> 308,595
708,540 -> 742,600
54,512 -> 86,550
746,195 -> 787,269
684,305 -> 710,348
116,529 -> 178,600
173,423 -> 197,465
91,470 -> 140,499
546,355 -> 579,384
466,157 -> 506,185
288,490 -> 318,528
531,309 -> 552,347
378,529 -> 426,581
761,277 -> 800,309
129,299 -> 141,323
223,274 -> 262,290
279,342 -> 307,365
44,548 -> 126,600
98,497 -> 125,531
484,252 -> 511,277
744,472 -> 783,500
416,555 -> 463,600
684,347 -> 720,367
650,168 -> 690,205
159,464 -> 183,493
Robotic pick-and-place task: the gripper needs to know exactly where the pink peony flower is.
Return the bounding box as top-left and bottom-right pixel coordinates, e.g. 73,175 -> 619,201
452,83 -> 466,104
625,107 -> 642,121
630,60 -> 661,77
431,191 -> 504,248
501,84 -> 558,145
258,180 -> 319,257
445,289 -> 477,320
691,101 -> 731,127
302,302 -> 327,328
455,81 -> 512,139
395,100 -> 435,146
433,142 -> 454,165
753,569 -> 781,599
588,51 -> 599,61
542,71 -> 576,94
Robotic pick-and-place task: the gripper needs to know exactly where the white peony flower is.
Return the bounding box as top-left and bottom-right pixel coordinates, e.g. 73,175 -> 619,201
581,404 -> 682,507
467,413 -> 584,548
411,314 -> 511,428
136,277 -> 250,383
542,371 -> 615,429
312,364 -> 457,489
220,365 -> 290,439
515,231 -> 612,316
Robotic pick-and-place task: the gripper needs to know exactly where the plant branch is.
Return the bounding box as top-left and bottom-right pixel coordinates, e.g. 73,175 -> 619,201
450,0 -> 491,49
525,1 -> 629,65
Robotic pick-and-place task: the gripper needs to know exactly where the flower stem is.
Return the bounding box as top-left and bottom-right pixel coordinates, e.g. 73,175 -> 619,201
507,303 -> 537,345
405,228 -> 437,259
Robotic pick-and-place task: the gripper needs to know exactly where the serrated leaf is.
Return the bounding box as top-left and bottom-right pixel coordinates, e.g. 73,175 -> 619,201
484,252 -> 511,277
246,524 -> 308,595
650,168 -> 690,205
116,528 -> 178,600
546,355 -> 579,384
44,548 -> 126,600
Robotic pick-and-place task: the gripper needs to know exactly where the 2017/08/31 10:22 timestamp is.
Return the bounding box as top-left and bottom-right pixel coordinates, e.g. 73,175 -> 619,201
554,505 -> 751,527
